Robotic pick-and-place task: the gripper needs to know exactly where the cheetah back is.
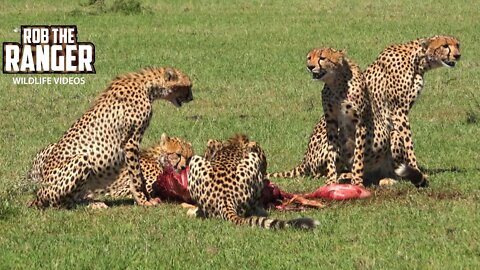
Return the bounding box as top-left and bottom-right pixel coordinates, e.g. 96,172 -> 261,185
189,134 -> 318,229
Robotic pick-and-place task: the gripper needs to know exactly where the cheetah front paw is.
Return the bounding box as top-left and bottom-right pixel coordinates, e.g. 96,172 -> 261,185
337,172 -> 353,184
325,176 -> 338,185
139,198 -> 161,206
27,199 -> 43,208
87,202 -> 109,209
351,177 -> 365,187
379,178 -> 398,187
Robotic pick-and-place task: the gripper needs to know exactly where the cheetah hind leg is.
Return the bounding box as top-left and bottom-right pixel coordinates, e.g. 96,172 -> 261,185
29,154 -> 91,208
184,205 -> 206,218
390,130 -> 428,187
69,189 -> 112,209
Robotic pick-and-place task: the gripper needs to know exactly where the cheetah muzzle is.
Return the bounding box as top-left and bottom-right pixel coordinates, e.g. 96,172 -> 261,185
441,59 -> 456,68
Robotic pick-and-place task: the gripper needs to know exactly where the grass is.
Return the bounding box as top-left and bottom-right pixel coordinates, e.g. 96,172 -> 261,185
1,0 -> 479,269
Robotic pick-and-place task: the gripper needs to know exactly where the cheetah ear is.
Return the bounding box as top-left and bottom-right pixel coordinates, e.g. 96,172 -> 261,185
207,139 -> 222,149
337,49 -> 346,64
247,141 -> 257,148
420,38 -> 431,50
207,139 -> 217,147
164,68 -> 178,81
160,133 -> 169,144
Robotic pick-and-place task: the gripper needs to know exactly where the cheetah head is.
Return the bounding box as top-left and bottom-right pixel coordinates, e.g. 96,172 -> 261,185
204,139 -> 223,160
421,35 -> 461,69
162,67 -> 194,108
306,48 -> 346,81
151,133 -> 193,172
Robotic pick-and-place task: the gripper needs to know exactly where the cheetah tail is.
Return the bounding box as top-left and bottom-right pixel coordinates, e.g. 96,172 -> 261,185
222,207 -> 319,230
395,164 -> 429,188
267,163 -> 307,179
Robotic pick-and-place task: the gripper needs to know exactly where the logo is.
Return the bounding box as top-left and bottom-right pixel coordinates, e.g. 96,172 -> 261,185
3,25 -> 95,74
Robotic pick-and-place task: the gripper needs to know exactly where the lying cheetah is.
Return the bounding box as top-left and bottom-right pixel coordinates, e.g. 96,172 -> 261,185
28,67 -> 193,208
96,133 -> 193,201
188,134 -> 319,229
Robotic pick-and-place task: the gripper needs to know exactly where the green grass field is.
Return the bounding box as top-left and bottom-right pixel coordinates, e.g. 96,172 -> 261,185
1,0 -> 479,269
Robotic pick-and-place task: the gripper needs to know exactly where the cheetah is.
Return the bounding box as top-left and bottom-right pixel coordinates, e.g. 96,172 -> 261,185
365,35 -> 460,178
28,67 -> 193,208
87,133 -> 193,201
306,48 -> 369,186
268,48 -> 425,186
29,133 -> 193,207
29,143 -> 56,184
188,134 -> 319,229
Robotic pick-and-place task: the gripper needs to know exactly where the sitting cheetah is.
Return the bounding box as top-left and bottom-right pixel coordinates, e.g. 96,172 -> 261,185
86,133 -> 193,202
28,67 -> 193,208
269,48 -> 424,186
188,134 -> 319,229
29,133 -> 193,208
307,48 -> 369,186
365,35 -> 460,177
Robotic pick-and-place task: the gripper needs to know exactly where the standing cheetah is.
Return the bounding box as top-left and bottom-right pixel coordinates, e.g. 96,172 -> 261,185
28,67 -> 193,208
188,134 -> 318,229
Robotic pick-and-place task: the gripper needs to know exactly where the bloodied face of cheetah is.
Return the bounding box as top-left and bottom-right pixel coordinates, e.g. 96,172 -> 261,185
92,133 -> 194,201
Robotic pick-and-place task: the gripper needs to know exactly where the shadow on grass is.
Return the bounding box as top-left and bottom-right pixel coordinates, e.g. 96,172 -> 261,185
354,186 -> 480,208
103,198 -> 135,207
0,199 -> 20,221
419,166 -> 480,175
99,198 -> 186,208
74,198 -> 136,208
371,187 -> 467,200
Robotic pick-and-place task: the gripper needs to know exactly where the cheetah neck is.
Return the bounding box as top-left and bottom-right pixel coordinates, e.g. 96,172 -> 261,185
141,147 -> 168,161
146,84 -> 172,101
412,40 -> 435,76
416,53 -> 431,75
324,62 -> 355,91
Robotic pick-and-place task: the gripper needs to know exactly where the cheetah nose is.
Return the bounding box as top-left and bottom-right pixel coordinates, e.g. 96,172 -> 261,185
307,65 -> 315,71
454,54 -> 461,60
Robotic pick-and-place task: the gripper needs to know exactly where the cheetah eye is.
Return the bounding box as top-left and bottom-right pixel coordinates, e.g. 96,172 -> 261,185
319,56 -> 326,61
307,56 -> 311,61
169,153 -> 180,159
442,44 -> 449,48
